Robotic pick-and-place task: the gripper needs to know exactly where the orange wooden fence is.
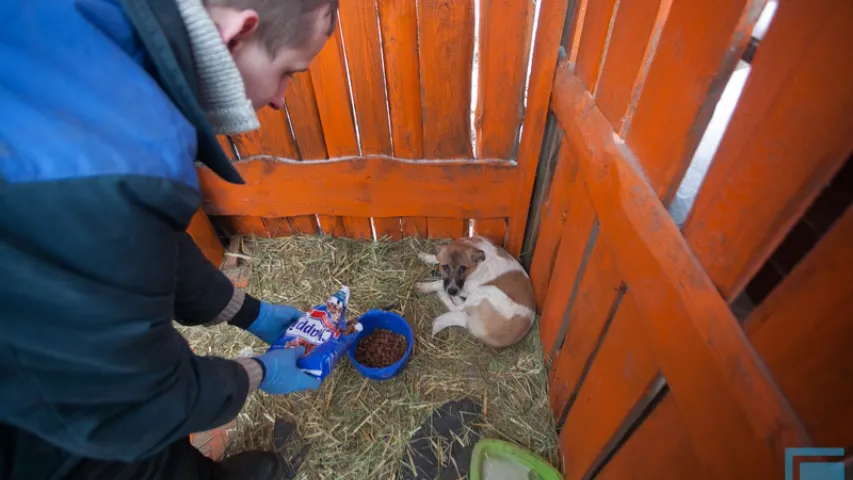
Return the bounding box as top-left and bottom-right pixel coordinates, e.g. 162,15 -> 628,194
193,0 -> 574,255
187,0 -> 853,476
532,0 -> 853,477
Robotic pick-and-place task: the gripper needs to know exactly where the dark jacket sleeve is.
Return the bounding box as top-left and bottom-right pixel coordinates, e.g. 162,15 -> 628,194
0,176 -> 249,462
173,232 -> 259,328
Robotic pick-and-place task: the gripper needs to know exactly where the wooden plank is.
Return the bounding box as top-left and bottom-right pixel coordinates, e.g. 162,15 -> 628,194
475,0 -> 533,159
223,216 -> 268,237
187,209 -> 224,267
504,0 -> 571,255
625,0 -> 765,199
746,206 -> 853,448
230,107 -> 300,159
318,216 -> 347,238
551,66 -> 810,478
339,0 -> 392,155
683,0 -> 853,299
310,23 -> 359,158
261,218 -> 292,237
285,71 -> 328,160
401,217 -> 428,237
528,143 -> 578,308
417,0 -> 473,159
536,181 -> 597,352
342,217 -> 373,241
377,0 -> 423,159
596,394 -> 702,480
547,238 -> 624,419
594,0 -> 667,132
288,215 -> 319,235
373,217 -> 403,240
472,218 -> 507,247
559,295 -> 659,479
217,135 -> 235,159
573,0 -> 617,92
426,218 -> 466,240
198,158 -> 514,219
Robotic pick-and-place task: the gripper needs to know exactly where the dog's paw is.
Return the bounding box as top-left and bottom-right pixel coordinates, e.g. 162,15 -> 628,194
418,252 -> 438,265
415,281 -> 436,294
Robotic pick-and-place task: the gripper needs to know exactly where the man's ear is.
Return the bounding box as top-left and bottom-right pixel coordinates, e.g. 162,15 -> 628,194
208,7 -> 260,51
470,248 -> 486,264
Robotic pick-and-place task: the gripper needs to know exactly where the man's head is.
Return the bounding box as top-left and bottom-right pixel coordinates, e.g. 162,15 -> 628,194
204,0 -> 338,110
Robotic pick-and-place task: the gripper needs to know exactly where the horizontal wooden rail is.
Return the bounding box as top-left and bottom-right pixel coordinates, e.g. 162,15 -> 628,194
550,61 -> 809,478
197,156 -> 516,219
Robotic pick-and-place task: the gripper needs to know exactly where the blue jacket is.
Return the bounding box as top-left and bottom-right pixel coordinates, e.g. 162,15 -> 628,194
0,0 -> 260,474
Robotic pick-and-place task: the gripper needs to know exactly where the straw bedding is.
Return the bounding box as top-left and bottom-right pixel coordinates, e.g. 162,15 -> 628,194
177,235 -> 558,479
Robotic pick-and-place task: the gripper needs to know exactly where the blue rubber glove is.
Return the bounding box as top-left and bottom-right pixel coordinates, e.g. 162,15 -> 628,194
247,302 -> 303,344
255,347 -> 322,395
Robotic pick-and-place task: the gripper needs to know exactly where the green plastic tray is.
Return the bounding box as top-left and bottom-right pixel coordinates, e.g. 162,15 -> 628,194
469,439 -> 562,480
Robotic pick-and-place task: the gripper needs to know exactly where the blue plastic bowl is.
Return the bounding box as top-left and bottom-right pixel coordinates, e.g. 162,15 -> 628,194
347,310 -> 413,380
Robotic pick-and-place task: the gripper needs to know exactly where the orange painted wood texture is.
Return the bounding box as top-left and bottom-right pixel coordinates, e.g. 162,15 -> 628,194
573,0 -> 617,92
505,0 -> 572,255
550,64 -> 809,478
683,0 -> 853,299
230,108 -> 299,159
625,0 -> 765,200
475,0 -> 533,159
745,206 -> 853,449
187,209 -> 224,267
285,72 -> 327,160
472,218 -> 507,247
198,158 -> 515,219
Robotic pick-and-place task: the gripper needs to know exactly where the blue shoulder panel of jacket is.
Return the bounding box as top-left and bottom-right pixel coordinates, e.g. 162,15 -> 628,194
0,0 -> 199,190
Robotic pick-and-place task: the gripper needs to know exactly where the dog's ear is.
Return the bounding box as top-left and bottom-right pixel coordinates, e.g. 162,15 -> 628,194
470,248 -> 486,264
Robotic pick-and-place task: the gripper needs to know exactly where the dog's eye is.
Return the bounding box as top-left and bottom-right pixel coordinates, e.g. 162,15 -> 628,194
458,265 -> 467,274
441,265 -> 450,273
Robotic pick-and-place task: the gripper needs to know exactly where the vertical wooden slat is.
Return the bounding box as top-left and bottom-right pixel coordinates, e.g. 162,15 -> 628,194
378,0 -> 424,159
318,216 -> 347,238
378,0 -> 423,236
187,209 -> 224,267
504,0 -> 571,255
536,180 -> 597,351
311,22 -> 359,238
224,216 -> 269,237
547,239 -> 623,419
261,218 -> 292,237
401,217 -> 428,237
475,0 -> 533,159
339,0 -> 392,156
342,216 -> 373,241
596,395 -> 702,480
472,218 -> 507,247
310,24 -> 359,158
559,295 -> 659,480
288,215 -> 319,235
625,0 -> 765,199
746,206 -> 853,448
594,0 -> 668,131
417,0 -> 474,159
573,0 -> 617,91
230,107 -> 300,159
426,218 -> 466,240
683,0 -> 853,299
285,72 -> 328,160
529,143 -> 578,308
373,217 -> 403,240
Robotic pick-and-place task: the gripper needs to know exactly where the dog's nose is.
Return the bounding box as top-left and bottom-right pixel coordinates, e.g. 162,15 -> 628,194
448,287 -> 459,296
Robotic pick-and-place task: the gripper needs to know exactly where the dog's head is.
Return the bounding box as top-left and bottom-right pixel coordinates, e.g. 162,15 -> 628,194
436,240 -> 486,296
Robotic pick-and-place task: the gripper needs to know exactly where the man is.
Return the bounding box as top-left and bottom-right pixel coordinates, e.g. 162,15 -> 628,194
0,0 -> 338,478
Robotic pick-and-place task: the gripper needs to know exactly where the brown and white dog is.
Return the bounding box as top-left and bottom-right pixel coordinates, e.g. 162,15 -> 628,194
415,236 -> 535,348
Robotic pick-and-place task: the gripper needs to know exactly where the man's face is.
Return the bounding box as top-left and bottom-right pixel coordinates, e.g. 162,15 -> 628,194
209,5 -> 334,110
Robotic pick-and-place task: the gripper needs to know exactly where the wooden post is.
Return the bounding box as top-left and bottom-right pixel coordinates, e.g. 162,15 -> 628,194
187,209 -> 225,267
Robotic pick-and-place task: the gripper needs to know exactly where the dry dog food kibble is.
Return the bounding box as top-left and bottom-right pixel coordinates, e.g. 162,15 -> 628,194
354,329 -> 407,368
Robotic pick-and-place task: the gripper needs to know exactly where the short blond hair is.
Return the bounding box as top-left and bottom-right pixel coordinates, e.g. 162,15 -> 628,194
205,0 -> 338,53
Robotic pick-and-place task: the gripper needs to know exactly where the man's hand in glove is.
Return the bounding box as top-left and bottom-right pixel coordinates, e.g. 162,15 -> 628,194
254,347 -> 322,395
247,302 -> 303,344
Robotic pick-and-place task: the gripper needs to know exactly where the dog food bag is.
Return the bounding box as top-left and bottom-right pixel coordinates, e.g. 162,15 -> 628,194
267,286 -> 362,380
